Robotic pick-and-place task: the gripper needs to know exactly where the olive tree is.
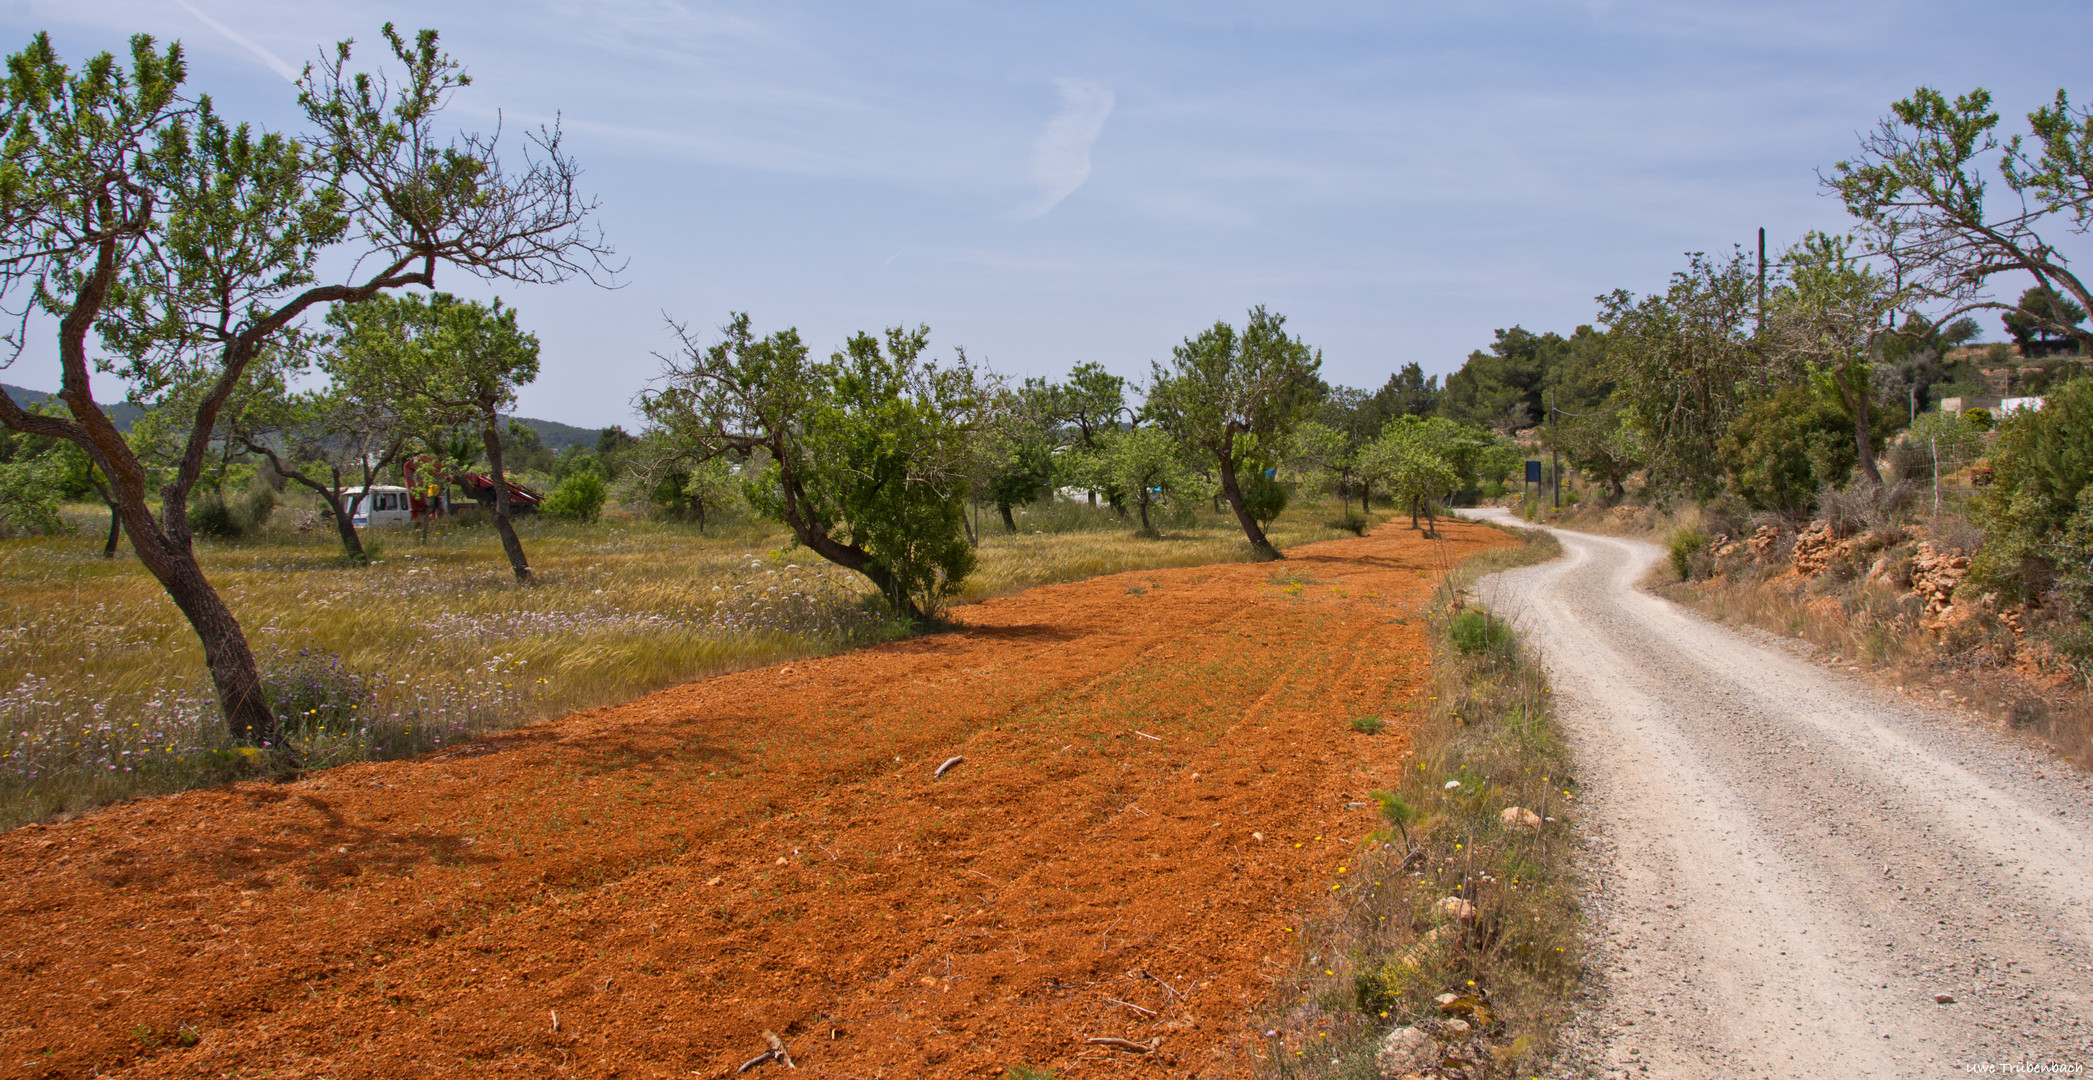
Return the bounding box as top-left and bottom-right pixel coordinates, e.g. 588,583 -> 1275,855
0,28 -> 611,746
642,313 -> 983,623
1146,306 -> 1321,560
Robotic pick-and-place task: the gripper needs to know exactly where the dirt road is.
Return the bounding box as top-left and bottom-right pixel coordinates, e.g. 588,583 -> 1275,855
0,523 -> 1506,1080
1469,510 -> 2093,1078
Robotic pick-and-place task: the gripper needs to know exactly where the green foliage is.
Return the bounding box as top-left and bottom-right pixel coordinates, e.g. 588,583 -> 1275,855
543,467 -> 606,522
2002,285 -> 2088,355
1894,409 -> 1990,480
1449,608 -> 1515,657
1970,376 -> 2093,601
1717,385 -> 1860,515
1360,415 -> 1481,529
1369,788 -> 1418,844
1440,325 -> 1582,433
1097,424 -> 1195,535
1350,715 -> 1386,735
1372,361 -> 1442,420
1240,470 -> 1288,525
1829,86 -> 2093,358
1147,306 -> 1322,558
0,23 -> 605,742
979,381 -> 1060,529
1668,527 -> 1707,581
644,314 -> 982,622
186,488 -> 244,538
634,448 -> 740,530
0,450 -> 68,537
1598,249 -> 1763,497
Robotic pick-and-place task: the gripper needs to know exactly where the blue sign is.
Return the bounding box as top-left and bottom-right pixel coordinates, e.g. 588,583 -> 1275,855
1525,460 -> 1543,484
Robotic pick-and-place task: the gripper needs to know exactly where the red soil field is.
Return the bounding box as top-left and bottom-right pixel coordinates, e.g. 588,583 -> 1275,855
0,521 -> 1507,1080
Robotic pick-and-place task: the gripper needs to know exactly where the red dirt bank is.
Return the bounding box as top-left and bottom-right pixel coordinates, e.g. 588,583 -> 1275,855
0,522 -> 1506,1079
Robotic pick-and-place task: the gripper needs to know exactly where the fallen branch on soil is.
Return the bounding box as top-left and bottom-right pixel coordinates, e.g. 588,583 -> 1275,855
1105,997 -> 1157,1016
935,755 -> 964,778
1134,730 -> 1162,741
1083,1036 -> 1161,1053
737,1030 -> 796,1072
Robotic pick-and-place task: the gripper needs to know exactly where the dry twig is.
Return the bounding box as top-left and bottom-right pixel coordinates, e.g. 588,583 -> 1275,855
1083,1036 -> 1161,1053
935,755 -> 964,778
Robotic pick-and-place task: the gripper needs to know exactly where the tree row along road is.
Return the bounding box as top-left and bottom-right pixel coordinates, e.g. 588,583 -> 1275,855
0,523 -> 1507,1079
1469,509 -> 2093,1077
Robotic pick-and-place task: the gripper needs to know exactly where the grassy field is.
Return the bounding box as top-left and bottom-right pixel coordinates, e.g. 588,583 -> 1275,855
0,495 -> 1385,829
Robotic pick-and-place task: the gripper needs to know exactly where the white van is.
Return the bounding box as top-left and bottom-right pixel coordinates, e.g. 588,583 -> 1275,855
342,485 -> 413,527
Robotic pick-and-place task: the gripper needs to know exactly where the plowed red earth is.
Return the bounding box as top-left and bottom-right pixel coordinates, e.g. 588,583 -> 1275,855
0,522 -> 1506,1080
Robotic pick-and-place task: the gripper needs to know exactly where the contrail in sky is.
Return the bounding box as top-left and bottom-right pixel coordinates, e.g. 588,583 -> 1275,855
169,0 -> 300,83
1021,78 -> 1114,220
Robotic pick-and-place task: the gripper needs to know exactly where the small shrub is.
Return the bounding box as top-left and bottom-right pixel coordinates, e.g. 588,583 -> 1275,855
260,647 -> 376,732
1449,608 -> 1512,657
188,490 -> 244,538
1326,514 -> 1369,536
240,481 -> 279,531
1242,472 -> 1288,525
1668,527 -> 1706,580
1003,1067 -> 1058,1080
543,470 -> 608,523
1349,715 -> 1385,735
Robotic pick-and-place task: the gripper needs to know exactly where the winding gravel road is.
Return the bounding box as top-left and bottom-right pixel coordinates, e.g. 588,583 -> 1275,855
1467,510 -> 2093,1079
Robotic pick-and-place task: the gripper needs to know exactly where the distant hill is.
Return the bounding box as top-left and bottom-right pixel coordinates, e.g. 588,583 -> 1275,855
512,416 -> 605,451
3,382 -> 605,447
3,383 -> 146,430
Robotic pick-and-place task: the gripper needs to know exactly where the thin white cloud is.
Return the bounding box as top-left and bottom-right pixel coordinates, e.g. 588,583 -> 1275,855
1021,78 -> 1114,220
167,0 -> 298,83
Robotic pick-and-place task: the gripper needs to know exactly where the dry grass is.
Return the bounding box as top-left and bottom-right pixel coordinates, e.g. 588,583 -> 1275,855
1668,570 -> 2093,770
0,496 -> 1384,829
1260,524 -> 1580,1079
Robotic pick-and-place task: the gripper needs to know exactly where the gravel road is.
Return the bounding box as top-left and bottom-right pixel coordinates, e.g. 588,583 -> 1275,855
1467,510 -> 2093,1079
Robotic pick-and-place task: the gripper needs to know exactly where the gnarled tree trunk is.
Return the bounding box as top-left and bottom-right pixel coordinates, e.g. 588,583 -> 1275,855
481,409 -> 532,581
1215,451 -> 1280,560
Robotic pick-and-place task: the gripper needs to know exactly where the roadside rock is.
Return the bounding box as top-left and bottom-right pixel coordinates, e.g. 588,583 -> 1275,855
1436,896 -> 1475,921
1500,806 -> 1542,829
1374,1026 -> 1438,1078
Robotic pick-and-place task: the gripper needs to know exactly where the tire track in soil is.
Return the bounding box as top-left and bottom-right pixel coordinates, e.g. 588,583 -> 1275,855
0,523 -> 1508,1080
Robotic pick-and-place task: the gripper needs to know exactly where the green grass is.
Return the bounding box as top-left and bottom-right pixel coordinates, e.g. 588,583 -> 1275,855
0,494 -> 1386,830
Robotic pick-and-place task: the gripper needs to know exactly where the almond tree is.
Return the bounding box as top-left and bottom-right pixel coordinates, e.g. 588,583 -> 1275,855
1146,306 -> 1322,560
0,27 -> 611,746
334,292 -> 541,580
219,340 -> 413,562
1828,86 -> 2093,353
642,313 -> 982,623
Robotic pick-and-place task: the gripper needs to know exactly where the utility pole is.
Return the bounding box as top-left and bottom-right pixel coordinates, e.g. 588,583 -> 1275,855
1757,227 -> 1767,337
1549,386 -> 1561,510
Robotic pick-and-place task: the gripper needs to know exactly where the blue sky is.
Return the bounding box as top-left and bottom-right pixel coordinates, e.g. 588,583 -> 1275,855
2,0 -> 2088,427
